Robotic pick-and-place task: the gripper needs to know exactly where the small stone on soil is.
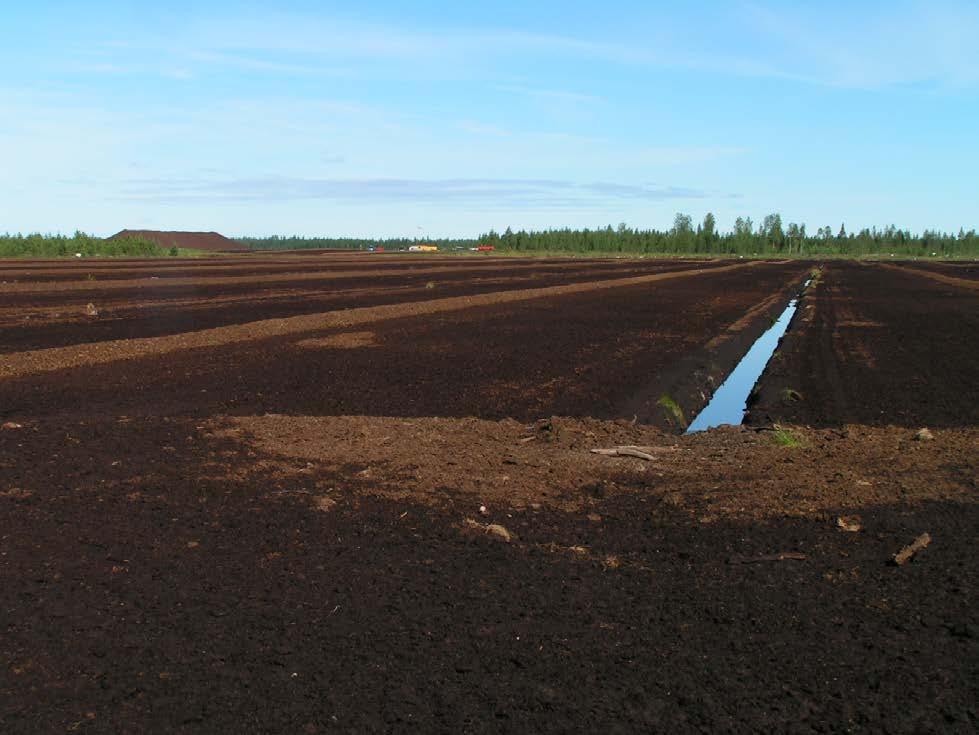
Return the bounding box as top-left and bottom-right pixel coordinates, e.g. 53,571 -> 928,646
315,497 -> 337,512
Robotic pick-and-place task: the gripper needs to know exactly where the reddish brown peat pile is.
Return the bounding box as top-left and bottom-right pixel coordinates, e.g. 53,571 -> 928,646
108,230 -> 246,253
0,254 -> 975,733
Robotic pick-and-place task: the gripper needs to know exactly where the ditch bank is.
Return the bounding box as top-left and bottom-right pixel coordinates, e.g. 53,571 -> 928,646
745,261 -> 979,429
619,265 -> 815,432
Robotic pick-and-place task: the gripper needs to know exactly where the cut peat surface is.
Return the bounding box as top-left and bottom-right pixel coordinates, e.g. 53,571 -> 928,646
747,262 -> 979,428
0,262 -> 803,424
0,259 -> 727,353
2,413 -> 976,733
1,255 -> 975,733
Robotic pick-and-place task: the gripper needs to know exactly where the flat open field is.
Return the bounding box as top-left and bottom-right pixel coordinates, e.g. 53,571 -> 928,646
747,261 -> 979,428
1,254 -> 976,733
0,255 -> 724,353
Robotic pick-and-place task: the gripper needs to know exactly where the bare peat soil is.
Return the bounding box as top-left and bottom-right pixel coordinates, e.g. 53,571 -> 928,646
1,415 -> 975,733
901,260 -> 979,281
0,259 -> 722,353
0,262 -> 805,426
0,255 -> 708,284
747,261 -> 979,429
1,257 -> 975,733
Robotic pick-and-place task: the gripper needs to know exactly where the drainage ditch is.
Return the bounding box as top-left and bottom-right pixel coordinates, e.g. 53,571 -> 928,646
686,277 -> 813,433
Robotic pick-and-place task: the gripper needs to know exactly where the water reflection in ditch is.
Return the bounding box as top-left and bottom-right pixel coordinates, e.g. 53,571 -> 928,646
686,280 -> 810,433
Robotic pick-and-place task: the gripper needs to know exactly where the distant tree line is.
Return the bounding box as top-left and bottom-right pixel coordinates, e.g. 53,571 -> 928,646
239,214 -> 978,258
481,214 -> 979,257
0,232 -> 176,258
3,216 -> 977,258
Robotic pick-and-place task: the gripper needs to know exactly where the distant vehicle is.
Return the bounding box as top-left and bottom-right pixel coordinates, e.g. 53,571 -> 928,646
408,244 -> 438,252
476,245 -> 495,252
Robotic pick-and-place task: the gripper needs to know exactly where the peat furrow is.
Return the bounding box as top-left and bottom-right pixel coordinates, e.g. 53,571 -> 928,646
0,262 -> 807,423
0,261 -> 724,353
746,262 -> 979,428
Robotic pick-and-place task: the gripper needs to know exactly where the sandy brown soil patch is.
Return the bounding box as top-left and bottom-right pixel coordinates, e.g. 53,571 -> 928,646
294,331 -> 378,349
213,414 -> 677,512
216,414 -> 977,520
704,289 -> 792,349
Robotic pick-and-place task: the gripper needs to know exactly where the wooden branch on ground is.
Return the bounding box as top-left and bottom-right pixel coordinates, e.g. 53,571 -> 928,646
590,445 -> 676,461
892,532 -> 931,566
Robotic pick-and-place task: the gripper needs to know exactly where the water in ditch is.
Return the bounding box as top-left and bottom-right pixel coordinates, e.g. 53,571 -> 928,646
686,280 -> 810,433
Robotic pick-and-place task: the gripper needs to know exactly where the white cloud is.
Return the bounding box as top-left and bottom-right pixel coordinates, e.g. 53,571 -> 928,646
61,5 -> 977,90
160,67 -> 194,80
742,1 -> 979,89
113,176 -> 725,210
493,84 -> 602,105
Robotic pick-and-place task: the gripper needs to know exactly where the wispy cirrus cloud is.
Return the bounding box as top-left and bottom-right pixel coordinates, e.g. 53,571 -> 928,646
493,84 -> 602,105
115,176 -> 730,209
84,4 -> 978,90
185,50 -> 350,77
741,1 -> 979,89
42,1 -> 979,97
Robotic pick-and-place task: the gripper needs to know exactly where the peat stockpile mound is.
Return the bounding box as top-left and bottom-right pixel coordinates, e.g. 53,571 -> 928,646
110,230 -> 247,253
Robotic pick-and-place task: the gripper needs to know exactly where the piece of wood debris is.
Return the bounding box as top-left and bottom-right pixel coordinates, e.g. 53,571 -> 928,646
590,445 -> 663,461
837,515 -> 862,532
892,532 -> 931,566
464,518 -> 512,542
727,552 -> 808,564
603,555 -> 622,570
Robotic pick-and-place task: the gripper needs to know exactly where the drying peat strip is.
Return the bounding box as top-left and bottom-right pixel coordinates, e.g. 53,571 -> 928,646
0,264 -> 698,316
0,258 -> 696,294
0,262 -> 761,381
881,263 -> 979,292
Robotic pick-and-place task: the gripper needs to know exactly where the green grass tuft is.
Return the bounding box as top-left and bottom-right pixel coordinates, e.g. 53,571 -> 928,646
771,425 -> 802,447
780,388 -> 803,402
657,394 -> 687,429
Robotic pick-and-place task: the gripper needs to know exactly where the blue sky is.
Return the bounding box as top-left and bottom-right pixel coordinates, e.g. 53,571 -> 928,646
1,0 -> 977,237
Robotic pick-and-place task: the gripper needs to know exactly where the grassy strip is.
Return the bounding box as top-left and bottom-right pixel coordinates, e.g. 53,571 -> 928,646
772,426 -> 803,448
